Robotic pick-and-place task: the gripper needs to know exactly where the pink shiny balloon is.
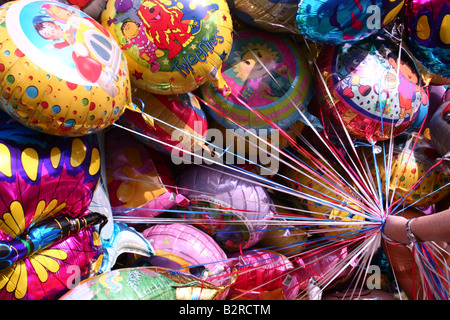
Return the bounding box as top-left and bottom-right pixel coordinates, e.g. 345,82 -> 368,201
227,249 -> 299,300
142,223 -> 231,286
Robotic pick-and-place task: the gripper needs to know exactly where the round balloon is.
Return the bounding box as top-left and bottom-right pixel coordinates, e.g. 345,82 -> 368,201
0,0 -> 132,136
119,87 -> 209,156
177,164 -> 275,251
101,0 -> 233,95
227,0 -> 298,33
227,249 -> 299,300
0,121 -> 101,242
60,266 -> 230,300
315,33 -> 429,142
104,128 -> 188,218
296,0 -> 405,45
201,29 -> 315,134
366,133 -> 450,207
404,0 -> 450,79
141,223 -> 231,286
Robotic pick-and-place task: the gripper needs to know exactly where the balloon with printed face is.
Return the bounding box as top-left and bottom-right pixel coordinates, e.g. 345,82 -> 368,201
140,223 -> 231,286
0,214 -> 103,300
176,164 -> 275,251
0,121 -> 101,243
201,29 -> 317,133
118,87 -> 209,156
227,249 -> 299,300
101,0 -> 233,95
315,33 -> 429,142
296,0 -> 405,45
104,128 -> 188,219
0,0 -> 132,136
227,0 -> 298,33
404,0 -> 450,79
60,266 -> 231,300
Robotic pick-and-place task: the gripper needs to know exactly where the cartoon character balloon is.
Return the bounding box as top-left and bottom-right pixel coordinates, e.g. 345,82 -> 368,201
404,0 -> 450,79
101,0 -> 233,95
0,0 -> 132,136
227,0 -> 298,33
201,29 -> 319,136
296,0 -> 405,45
177,164 -> 275,251
315,33 -> 429,142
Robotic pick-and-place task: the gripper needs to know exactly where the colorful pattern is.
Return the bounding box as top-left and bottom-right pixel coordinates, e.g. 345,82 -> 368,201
201,29 -> 314,133
316,33 -> 429,142
0,0 -> 131,136
101,0 -> 233,95
296,0 -> 405,45
0,121 -> 101,242
429,100 -> 450,158
405,0 -> 450,78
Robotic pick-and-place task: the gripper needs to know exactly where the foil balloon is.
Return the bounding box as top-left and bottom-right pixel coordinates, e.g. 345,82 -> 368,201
404,0 -> 450,79
366,133 -> 450,207
0,0 -> 132,136
0,121 -> 101,242
0,213 -> 104,300
227,249 -> 299,300
177,164 -> 275,251
429,100 -> 450,160
119,87 -> 209,156
227,0 -> 298,33
201,29 -> 318,136
140,223 -> 231,286
315,33 -> 429,142
101,0 -> 233,95
60,266 -> 231,300
104,128 -> 188,219
296,0 -> 405,45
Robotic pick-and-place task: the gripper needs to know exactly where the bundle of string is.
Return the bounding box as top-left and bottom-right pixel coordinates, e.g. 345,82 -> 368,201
90,24 -> 450,300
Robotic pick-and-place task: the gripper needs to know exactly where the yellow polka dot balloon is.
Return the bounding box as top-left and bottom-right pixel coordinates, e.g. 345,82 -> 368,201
0,0 -> 132,136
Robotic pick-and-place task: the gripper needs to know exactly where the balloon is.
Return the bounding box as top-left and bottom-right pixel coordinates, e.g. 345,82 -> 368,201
404,0 -> 450,78
201,29 -> 318,135
101,0 -> 233,95
140,223 -> 231,286
296,0 -> 405,45
315,33 -> 429,142
60,266 -> 231,299
429,100 -> 450,160
176,164 -> 275,251
99,221 -> 155,273
0,215 -> 103,300
227,0 -> 298,33
119,87 -> 209,156
0,121 -> 101,241
0,0 -> 132,136
227,249 -> 299,300
366,133 -> 450,207
104,128 -> 189,219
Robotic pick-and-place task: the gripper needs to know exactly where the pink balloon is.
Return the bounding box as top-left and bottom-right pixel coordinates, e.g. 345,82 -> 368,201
227,249 -> 299,300
142,223 -> 231,286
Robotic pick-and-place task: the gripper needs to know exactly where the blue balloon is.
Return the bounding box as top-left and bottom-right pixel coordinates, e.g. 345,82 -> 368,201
296,0 -> 405,45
